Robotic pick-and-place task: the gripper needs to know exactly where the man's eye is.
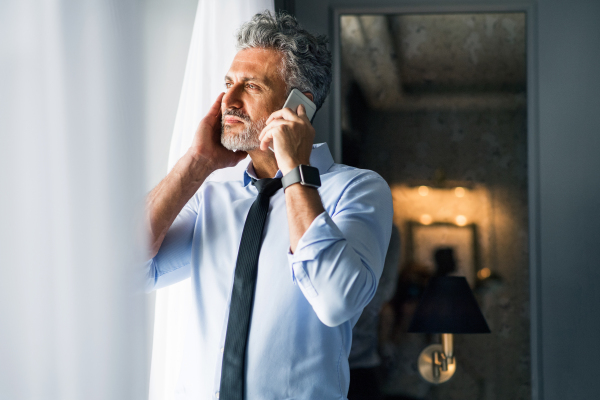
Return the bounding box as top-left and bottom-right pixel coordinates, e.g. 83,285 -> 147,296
225,82 -> 232,88
247,83 -> 257,89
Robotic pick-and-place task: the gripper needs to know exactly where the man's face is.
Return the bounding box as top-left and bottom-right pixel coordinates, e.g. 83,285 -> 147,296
221,48 -> 288,151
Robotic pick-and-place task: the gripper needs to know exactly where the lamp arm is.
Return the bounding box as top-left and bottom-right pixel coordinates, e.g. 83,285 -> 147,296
417,342 -> 456,384
442,333 -> 454,364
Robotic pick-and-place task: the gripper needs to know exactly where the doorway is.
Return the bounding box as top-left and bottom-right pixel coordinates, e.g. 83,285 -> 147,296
339,12 -> 530,400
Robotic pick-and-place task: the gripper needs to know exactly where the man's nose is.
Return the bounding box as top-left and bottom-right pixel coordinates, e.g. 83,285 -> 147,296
222,85 -> 244,110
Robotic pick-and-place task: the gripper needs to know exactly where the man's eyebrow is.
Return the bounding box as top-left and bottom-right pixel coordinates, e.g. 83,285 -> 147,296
224,75 -> 271,85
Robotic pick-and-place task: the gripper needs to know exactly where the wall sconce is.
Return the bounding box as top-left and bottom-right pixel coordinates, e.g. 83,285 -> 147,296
408,276 -> 490,384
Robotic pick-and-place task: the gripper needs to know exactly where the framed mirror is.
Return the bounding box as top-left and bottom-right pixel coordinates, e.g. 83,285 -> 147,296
337,11 -> 530,400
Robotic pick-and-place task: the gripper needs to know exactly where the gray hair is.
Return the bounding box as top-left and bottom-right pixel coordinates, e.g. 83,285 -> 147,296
236,10 -> 332,111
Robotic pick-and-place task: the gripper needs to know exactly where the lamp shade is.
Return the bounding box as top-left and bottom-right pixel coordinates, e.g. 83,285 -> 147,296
408,276 -> 491,334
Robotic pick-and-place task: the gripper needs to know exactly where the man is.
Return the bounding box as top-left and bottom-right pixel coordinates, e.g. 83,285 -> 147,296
145,11 -> 392,400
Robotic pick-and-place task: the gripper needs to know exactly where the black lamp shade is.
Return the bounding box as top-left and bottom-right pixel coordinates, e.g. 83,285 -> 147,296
408,276 -> 491,334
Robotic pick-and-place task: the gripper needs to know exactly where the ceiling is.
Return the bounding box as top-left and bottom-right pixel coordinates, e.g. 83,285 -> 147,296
340,13 -> 527,111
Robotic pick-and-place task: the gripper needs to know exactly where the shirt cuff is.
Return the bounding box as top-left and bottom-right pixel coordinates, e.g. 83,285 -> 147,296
286,212 -> 345,292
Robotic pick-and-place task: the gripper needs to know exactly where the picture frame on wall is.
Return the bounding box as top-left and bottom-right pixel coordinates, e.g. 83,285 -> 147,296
406,221 -> 479,287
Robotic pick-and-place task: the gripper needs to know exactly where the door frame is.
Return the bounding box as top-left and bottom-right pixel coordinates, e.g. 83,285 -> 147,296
330,3 -> 542,399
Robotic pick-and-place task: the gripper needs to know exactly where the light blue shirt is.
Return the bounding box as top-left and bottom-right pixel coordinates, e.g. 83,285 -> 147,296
145,143 -> 393,400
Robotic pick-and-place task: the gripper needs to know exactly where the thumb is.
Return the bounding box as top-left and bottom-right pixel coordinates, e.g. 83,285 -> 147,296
208,92 -> 225,119
297,104 -> 306,117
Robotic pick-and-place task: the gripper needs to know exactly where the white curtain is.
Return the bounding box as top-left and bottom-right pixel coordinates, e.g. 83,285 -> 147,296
0,1 -> 148,400
148,1 -> 274,399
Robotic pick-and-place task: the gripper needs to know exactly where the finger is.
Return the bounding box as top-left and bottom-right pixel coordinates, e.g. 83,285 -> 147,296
296,104 -> 310,123
281,107 -> 302,121
260,122 -> 285,142
266,109 -> 285,126
208,92 -> 225,118
259,119 -> 290,141
266,107 -> 301,125
260,124 -> 289,151
266,107 -> 297,124
297,104 -> 306,116
260,130 -> 274,152
260,117 -> 290,141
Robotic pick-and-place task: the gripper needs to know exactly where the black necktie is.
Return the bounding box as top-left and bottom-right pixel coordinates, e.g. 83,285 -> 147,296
219,177 -> 282,400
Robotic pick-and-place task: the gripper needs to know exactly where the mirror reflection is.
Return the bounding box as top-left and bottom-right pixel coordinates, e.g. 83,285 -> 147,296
340,13 -> 529,400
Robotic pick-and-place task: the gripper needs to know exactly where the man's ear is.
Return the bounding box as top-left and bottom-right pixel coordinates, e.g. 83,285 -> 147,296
302,92 -> 314,102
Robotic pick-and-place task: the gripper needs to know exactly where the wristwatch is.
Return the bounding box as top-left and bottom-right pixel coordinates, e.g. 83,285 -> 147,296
281,164 -> 321,191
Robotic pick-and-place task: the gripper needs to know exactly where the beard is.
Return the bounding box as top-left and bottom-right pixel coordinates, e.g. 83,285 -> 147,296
221,108 -> 266,152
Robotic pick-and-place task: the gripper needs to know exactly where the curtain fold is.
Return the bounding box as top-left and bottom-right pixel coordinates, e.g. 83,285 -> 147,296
0,1 -> 148,399
149,1 -> 274,399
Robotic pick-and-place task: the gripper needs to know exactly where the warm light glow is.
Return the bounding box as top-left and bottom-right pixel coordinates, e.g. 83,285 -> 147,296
455,187 -> 465,197
420,214 -> 433,225
418,186 -> 429,196
477,267 -> 492,280
455,215 -> 467,226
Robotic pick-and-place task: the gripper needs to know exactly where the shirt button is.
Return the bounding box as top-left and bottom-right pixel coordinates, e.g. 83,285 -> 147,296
220,347 -> 224,353
215,391 -> 220,399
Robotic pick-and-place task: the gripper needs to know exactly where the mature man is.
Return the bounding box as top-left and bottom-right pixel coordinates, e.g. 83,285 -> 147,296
145,11 -> 392,400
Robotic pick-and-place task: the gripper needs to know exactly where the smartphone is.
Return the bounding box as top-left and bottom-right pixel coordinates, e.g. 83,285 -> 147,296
268,89 -> 316,152
282,88 -> 316,122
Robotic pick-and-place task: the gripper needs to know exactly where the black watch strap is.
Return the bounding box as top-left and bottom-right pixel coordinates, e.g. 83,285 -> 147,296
281,165 -> 321,191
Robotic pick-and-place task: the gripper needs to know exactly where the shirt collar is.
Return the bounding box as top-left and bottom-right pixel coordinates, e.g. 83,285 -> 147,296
243,143 -> 335,187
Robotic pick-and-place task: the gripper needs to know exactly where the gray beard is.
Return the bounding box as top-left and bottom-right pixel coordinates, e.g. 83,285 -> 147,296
221,117 -> 265,152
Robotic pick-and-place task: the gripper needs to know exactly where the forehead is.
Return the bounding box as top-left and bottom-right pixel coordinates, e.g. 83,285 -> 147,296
226,48 -> 284,84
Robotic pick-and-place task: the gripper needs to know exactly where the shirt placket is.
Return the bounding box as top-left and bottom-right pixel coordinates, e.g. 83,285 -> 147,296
213,278 -> 234,399
212,184 -> 259,400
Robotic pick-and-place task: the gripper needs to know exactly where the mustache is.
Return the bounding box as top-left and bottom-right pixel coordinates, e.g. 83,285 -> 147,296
222,108 -> 251,122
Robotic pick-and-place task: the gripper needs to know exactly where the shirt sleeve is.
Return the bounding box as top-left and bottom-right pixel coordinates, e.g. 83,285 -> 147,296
286,172 -> 393,327
143,194 -> 199,292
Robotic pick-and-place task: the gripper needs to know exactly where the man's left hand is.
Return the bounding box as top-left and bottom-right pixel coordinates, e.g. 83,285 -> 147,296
259,104 -> 315,175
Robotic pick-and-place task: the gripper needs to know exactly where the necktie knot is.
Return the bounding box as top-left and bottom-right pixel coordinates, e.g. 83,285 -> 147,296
253,178 -> 282,198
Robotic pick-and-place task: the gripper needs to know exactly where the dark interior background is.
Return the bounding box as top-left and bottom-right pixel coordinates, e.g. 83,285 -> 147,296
341,13 -> 529,400
278,0 -> 600,399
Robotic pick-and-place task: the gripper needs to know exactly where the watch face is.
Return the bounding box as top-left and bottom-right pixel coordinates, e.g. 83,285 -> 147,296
300,165 -> 321,188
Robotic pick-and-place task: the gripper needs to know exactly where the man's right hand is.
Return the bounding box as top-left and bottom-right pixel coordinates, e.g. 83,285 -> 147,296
188,92 -> 247,172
